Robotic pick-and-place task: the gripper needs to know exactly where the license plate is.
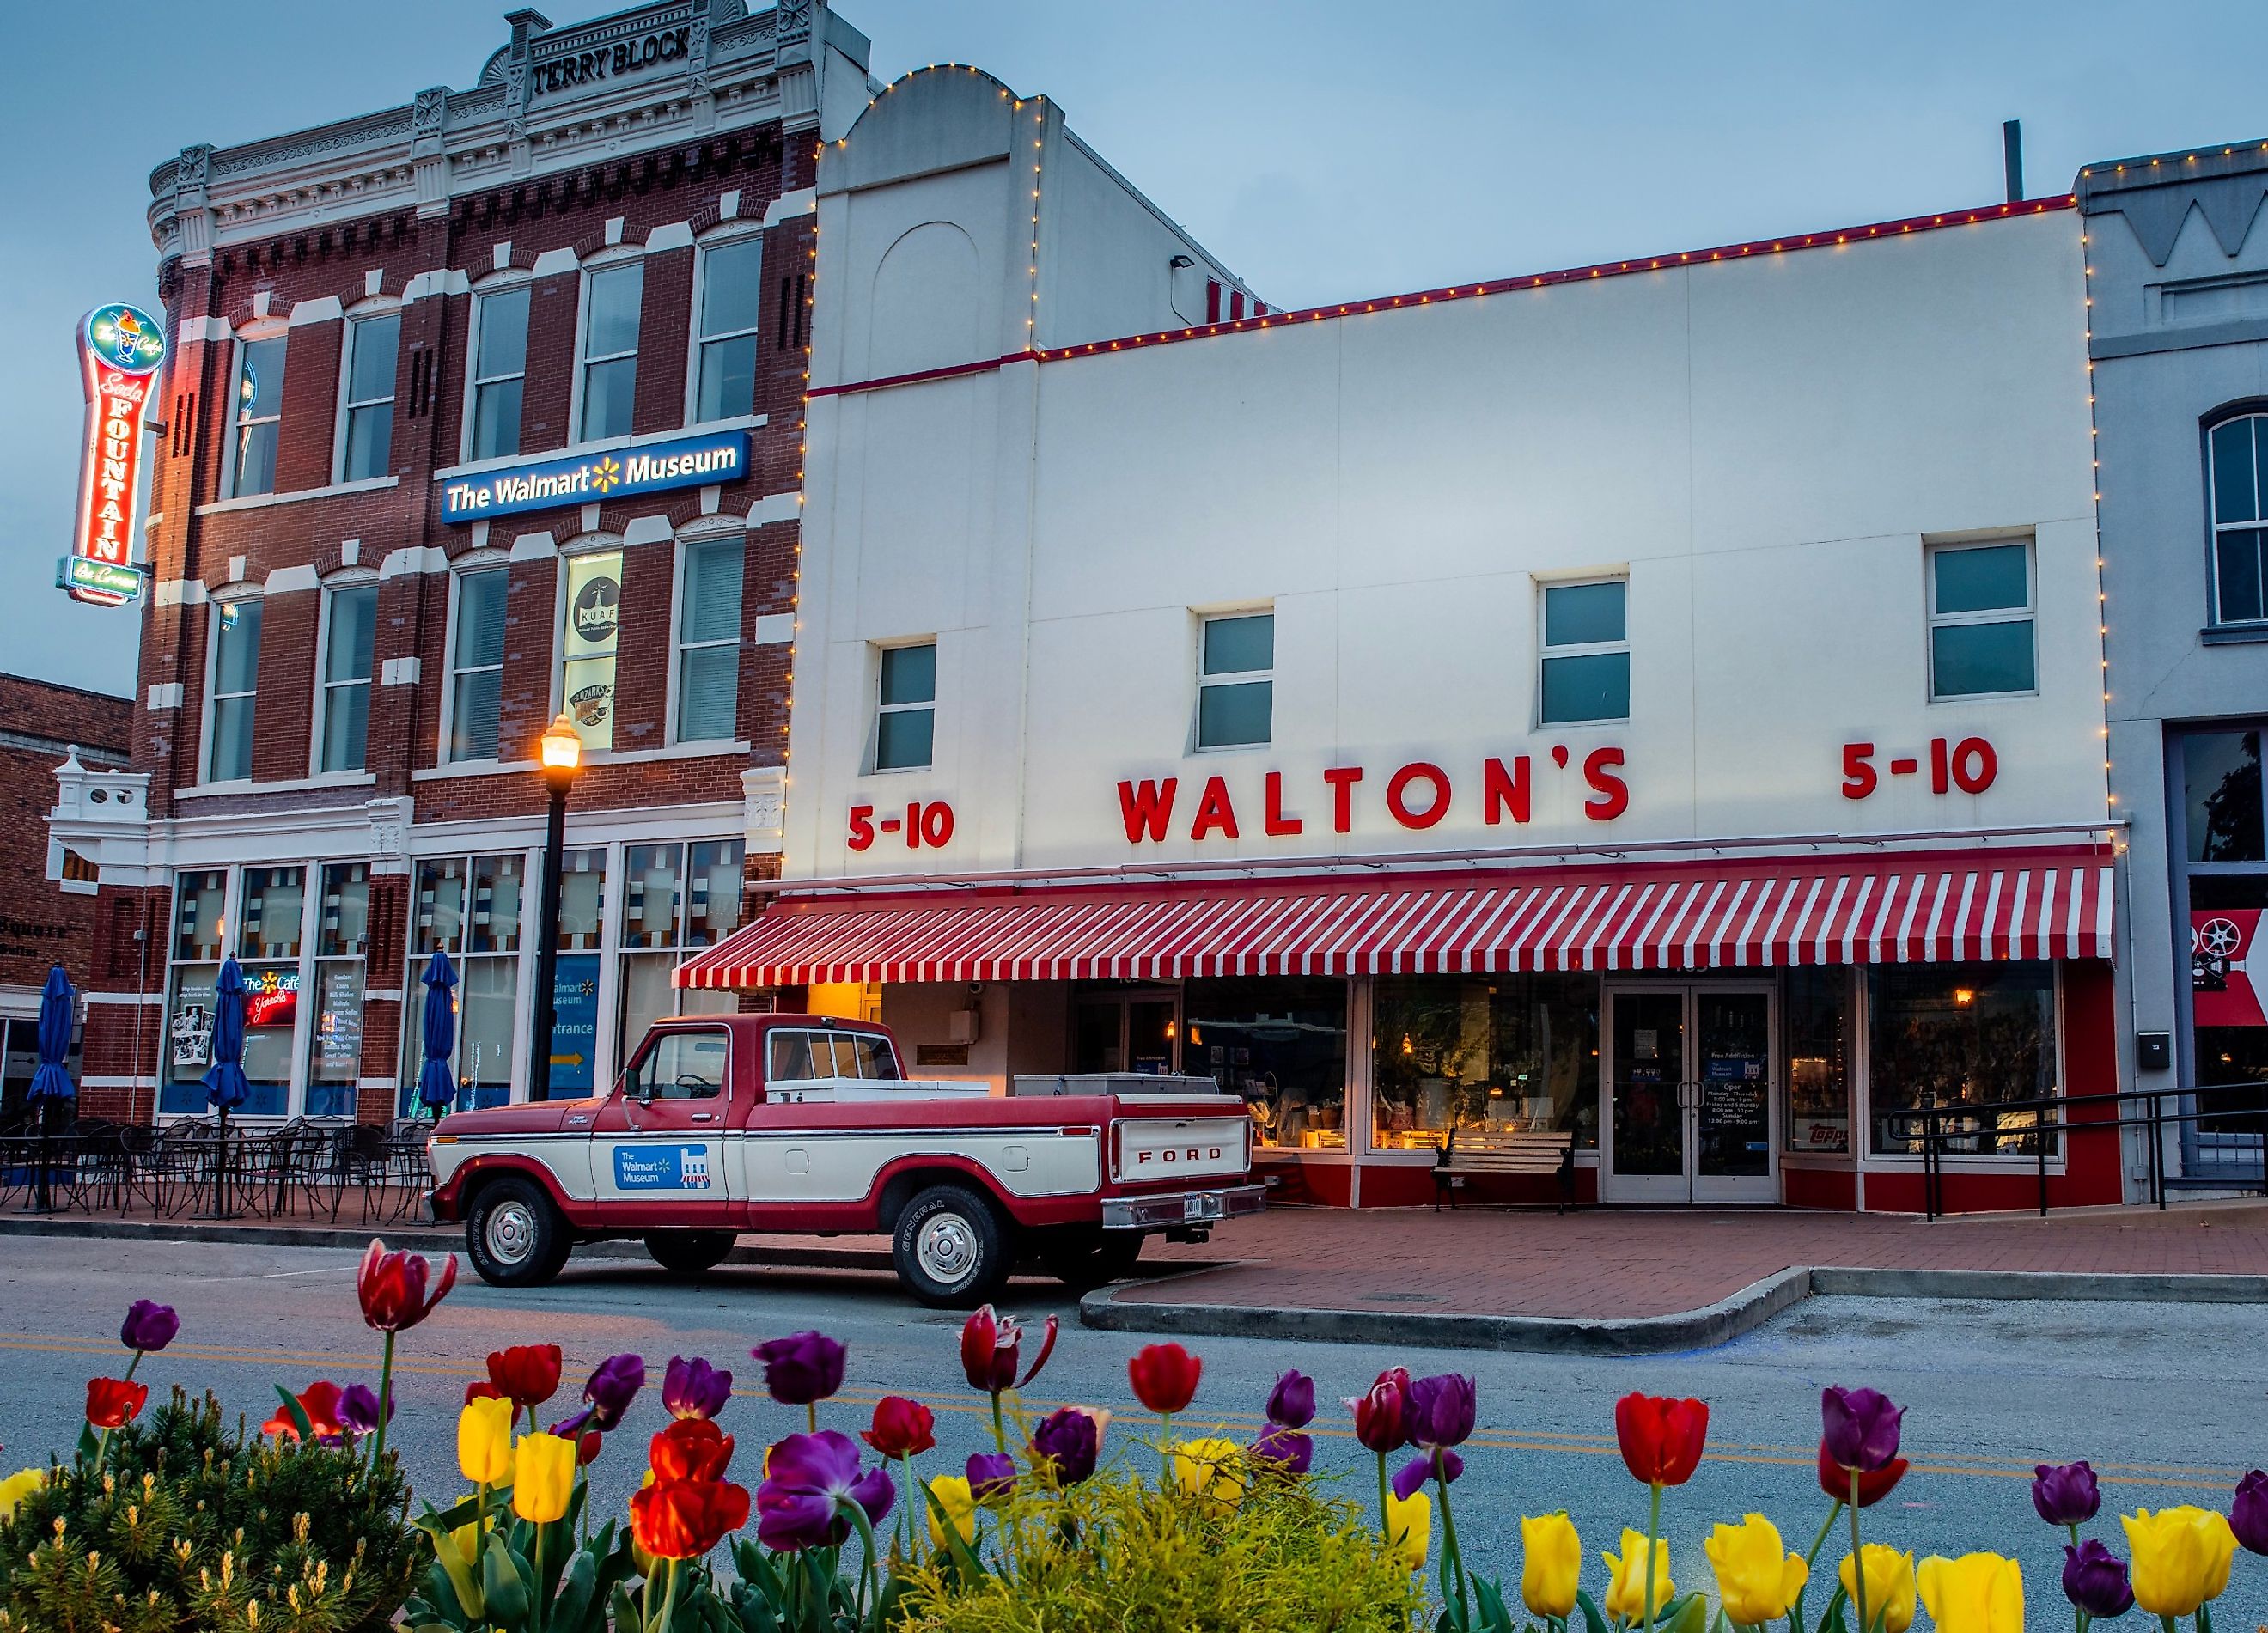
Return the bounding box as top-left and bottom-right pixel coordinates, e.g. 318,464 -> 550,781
1183,1194 -> 1222,1222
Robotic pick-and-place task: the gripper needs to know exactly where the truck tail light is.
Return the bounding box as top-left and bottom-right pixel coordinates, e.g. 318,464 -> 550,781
1108,1120 -> 1123,1182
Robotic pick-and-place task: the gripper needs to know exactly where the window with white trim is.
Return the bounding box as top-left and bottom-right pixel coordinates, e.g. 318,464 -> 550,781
1538,579 -> 1628,725
229,335 -> 287,497
206,600 -> 262,782
1927,541 -> 2035,698
448,569 -> 508,762
874,643 -> 936,771
692,238 -> 763,423
338,314 -> 399,482
2209,412 -> 2268,625
618,839 -> 742,1063
468,286 -> 530,462
675,538 -> 743,742
1196,612 -> 1272,748
319,583 -> 377,773
579,262 -> 643,442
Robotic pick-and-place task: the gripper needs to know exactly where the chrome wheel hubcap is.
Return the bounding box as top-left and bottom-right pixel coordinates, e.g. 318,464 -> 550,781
486,1201 -> 538,1265
915,1212 -> 978,1284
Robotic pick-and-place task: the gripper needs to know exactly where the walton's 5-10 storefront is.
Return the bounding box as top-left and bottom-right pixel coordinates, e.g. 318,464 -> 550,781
673,64 -> 2125,1211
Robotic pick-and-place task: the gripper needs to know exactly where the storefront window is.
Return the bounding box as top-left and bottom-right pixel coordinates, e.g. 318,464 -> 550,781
1866,962 -> 2057,1155
619,840 -> 746,1075
2189,874 -> 2268,1141
1371,974 -> 1600,1151
238,867 -> 305,960
308,863 -> 370,1117
162,867 -> 297,1116
402,852 -> 529,1112
1784,967 -> 1853,1154
2186,731 -> 2262,862
1182,978 -> 1347,1150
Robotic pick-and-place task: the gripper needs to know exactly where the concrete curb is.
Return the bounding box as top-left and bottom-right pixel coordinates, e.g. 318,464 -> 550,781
1079,1263 -> 2268,1355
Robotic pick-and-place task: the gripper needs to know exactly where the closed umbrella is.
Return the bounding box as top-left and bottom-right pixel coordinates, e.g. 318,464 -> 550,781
417,950 -> 458,1120
23,964 -> 75,1213
202,958 -> 249,1216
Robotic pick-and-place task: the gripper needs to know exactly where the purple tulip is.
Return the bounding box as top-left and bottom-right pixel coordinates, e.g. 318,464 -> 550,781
582,1352 -> 646,1430
754,1429 -> 875,1551
1408,1374 -> 1477,1451
753,1331 -> 846,1407
1265,1369 -> 1315,1429
1392,1447 -> 1463,1501
966,1451 -> 1017,1502
2233,1470 -> 2268,1557
338,1383 -> 391,1437
662,1355 -> 732,1421
119,1300 -> 179,1354
2063,1539 -> 2135,1618
850,1463 -> 896,1526
1251,1423 -> 1314,1475
1027,1408 -> 1104,1484
1820,1386 -> 1905,1473
2033,1460 -> 2102,1527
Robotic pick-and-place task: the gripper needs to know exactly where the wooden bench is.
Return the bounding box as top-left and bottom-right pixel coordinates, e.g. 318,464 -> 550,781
1433,1127 -> 1576,1212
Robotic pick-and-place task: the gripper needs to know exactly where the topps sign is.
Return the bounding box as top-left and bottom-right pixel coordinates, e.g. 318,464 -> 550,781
440,430 -> 747,522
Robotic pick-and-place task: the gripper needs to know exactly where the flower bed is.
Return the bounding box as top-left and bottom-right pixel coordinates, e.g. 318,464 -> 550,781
2,1239 -> 2264,1632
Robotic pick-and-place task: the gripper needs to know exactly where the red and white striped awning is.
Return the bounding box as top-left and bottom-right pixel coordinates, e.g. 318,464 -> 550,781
677,847 -> 2113,990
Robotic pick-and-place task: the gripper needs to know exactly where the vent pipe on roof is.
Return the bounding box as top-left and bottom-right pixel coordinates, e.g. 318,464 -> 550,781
2003,119 -> 2024,203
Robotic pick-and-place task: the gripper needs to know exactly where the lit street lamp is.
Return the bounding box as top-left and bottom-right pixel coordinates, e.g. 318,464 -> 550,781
527,712 -> 583,1102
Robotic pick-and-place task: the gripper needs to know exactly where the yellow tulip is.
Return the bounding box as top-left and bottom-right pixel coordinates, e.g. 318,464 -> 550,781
1172,1438 -> 1247,1516
457,1395 -> 515,1486
1603,1529 -> 1675,1624
1705,1514 -> 1808,1626
1839,1545 -> 1918,1633
448,1517 -> 482,1569
1386,1490 -> 1431,1574
1521,1512 -> 1583,1618
511,1430 -> 576,1524
2122,1507 -> 2238,1618
926,1476 -> 979,1551
1916,1553 -> 2023,1633
0,1467 -> 42,1520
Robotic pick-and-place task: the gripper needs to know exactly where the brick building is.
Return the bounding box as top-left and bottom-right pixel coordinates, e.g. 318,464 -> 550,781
49,0 -> 878,1125
1,676 -> 130,1124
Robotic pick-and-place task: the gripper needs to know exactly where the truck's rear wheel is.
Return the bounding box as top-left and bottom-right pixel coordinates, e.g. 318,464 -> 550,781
893,1184 -> 1012,1308
466,1176 -> 570,1288
1037,1228 -> 1145,1289
646,1229 -> 736,1274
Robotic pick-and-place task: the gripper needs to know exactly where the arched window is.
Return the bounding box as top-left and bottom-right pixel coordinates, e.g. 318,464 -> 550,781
2209,411 -> 2268,625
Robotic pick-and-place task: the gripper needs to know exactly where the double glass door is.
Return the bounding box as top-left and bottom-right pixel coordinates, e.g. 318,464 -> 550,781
1602,984 -> 1777,1203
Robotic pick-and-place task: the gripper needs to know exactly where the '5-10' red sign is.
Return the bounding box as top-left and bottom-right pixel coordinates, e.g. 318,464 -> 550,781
1841,737 -> 1997,800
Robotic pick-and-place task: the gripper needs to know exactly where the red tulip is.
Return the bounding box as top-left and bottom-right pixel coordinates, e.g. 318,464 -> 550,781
960,1305 -> 1056,1394
861,1395 -> 936,1459
263,1380 -> 344,1442
1817,1439 -> 1908,1507
1348,1373 -> 1411,1453
486,1344 -> 563,1410
357,1239 -> 457,1333
1128,1343 -> 1202,1415
465,1379 -> 505,1405
85,1377 -> 149,1430
650,1417 -> 736,1483
577,1429 -> 604,1466
630,1476 -> 750,1559
1613,1392 -> 1709,1486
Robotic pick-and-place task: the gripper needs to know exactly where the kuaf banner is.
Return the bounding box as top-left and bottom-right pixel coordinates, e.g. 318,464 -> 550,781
65,302 -> 165,607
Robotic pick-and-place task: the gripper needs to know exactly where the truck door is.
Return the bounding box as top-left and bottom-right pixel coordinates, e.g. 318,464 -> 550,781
589,1025 -> 739,1219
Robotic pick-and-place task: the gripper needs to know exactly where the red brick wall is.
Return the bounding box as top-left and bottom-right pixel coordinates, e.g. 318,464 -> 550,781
0,678 -> 131,996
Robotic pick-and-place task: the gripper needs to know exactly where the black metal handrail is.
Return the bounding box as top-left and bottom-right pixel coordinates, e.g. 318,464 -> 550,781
1875,1079 -> 2268,1220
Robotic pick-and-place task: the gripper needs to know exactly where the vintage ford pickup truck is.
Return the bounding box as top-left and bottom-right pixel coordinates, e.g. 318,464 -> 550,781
423,1012 -> 1264,1305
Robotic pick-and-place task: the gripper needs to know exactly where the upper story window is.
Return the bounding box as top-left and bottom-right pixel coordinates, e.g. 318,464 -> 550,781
1197,612 -> 1272,748
1538,579 -> 1628,725
338,314 -> 399,482
448,568 -> 508,762
319,582 -> 378,773
874,643 -> 936,771
207,600 -> 263,783
2209,413 -> 2268,625
579,262 -> 643,442
1928,540 -> 2035,698
676,538 -> 743,742
693,239 -> 763,423
468,286 -> 530,462
229,335 -> 287,497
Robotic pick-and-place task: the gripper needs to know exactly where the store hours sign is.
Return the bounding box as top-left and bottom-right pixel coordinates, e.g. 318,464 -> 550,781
440,430 -> 747,522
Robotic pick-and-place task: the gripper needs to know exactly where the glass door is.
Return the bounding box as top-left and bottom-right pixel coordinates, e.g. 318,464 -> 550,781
1603,984 -> 1777,1203
1070,988 -> 1182,1075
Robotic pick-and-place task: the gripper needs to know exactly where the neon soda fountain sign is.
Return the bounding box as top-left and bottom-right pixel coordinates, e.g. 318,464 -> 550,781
440,430 -> 748,522
65,302 -> 166,607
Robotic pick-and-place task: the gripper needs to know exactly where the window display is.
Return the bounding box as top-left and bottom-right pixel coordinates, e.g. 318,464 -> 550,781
1370,974 -> 1599,1151
1867,962 -> 2057,1155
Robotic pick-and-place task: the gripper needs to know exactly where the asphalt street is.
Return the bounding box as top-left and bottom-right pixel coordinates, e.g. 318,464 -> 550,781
3,1234 -> 2263,1627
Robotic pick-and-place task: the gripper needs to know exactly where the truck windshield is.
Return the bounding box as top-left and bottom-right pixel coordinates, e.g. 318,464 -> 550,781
768,1030 -> 902,1083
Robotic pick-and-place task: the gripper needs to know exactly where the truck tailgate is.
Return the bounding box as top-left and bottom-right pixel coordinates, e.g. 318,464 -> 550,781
1111,1113 -> 1249,1183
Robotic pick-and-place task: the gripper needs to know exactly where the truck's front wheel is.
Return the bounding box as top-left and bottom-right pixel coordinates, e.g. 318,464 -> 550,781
466,1176 -> 570,1288
646,1230 -> 737,1275
893,1185 -> 1012,1308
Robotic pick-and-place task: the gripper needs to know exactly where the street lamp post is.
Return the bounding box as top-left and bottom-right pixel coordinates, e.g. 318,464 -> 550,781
527,711 -> 583,1102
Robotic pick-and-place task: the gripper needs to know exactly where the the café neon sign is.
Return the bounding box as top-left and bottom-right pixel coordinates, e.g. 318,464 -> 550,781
64,302 -> 165,607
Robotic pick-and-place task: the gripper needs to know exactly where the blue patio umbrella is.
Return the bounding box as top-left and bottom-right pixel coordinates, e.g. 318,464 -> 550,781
201,959 -> 249,1216
417,950 -> 459,1117
23,965 -> 73,1213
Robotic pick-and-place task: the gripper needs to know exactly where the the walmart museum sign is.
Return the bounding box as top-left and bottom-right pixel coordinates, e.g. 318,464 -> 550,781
440,430 -> 748,523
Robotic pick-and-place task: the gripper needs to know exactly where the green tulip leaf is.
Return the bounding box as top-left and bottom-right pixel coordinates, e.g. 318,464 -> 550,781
1664,1591 -> 1710,1633
1472,1575 -> 1519,1632
270,1385 -> 315,1443
481,1530 -> 533,1629
1576,1588 -> 1614,1633
1820,1586 -> 1851,1633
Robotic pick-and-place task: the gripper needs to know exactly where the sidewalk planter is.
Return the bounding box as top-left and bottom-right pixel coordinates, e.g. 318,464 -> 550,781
4,1246 -> 2268,1631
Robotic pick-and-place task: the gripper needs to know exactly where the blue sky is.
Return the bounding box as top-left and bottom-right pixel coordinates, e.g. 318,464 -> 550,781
5,0 -> 2262,697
